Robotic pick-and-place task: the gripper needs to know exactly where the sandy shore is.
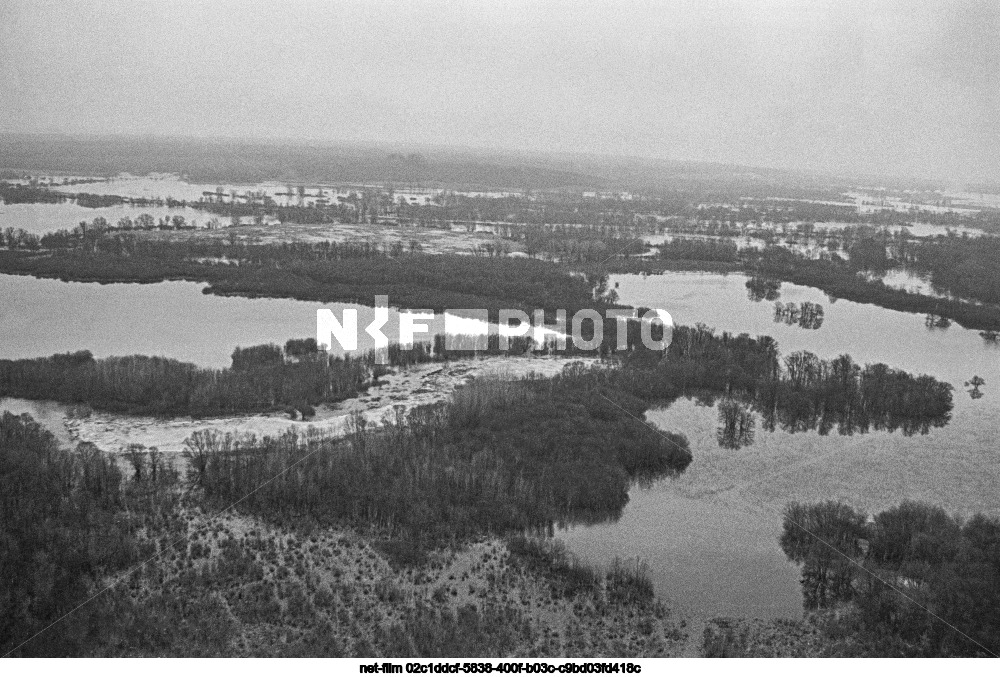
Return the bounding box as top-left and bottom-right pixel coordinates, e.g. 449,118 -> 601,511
63,355 -> 600,454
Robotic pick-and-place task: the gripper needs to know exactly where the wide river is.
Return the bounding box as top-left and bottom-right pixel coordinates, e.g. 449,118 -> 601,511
1,270 -> 997,621
0,273 -> 521,369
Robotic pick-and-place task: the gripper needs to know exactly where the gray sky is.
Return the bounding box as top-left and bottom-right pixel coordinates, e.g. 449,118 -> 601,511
1,0 -> 998,182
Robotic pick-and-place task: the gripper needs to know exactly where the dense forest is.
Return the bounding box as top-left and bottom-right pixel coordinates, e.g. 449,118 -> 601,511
0,364 -> 689,656
777,500 -> 1000,657
191,368 -> 692,543
0,412 -> 158,656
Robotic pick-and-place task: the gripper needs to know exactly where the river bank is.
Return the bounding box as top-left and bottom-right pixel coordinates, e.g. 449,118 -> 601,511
12,355 -> 600,454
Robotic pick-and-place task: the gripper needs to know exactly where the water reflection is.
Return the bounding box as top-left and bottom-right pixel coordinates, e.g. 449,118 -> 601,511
965,376 -> 986,400
560,271 -> 999,620
717,399 -> 756,450
773,301 -> 824,329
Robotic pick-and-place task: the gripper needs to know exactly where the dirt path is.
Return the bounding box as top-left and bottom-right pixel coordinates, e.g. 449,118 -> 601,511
679,616 -> 707,657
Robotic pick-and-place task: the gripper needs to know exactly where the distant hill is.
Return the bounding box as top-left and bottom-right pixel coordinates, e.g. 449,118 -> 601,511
0,134 -> 609,191
0,132 -> 917,198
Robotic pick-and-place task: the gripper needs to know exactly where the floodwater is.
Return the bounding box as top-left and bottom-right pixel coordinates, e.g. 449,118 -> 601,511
42,174 -> 520,207
1,265 -> 998,622
0,201 -> 211,236
815,220 -> 985,238
560,271 -> 1000,620
0,274 -> 329,367
0,273 -> 555,369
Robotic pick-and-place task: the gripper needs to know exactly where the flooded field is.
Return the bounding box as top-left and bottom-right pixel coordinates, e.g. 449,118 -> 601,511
2,182 -> 999,625
0,201 -> 211,236
2,269 -> 997,622
560,271 -> 1000,620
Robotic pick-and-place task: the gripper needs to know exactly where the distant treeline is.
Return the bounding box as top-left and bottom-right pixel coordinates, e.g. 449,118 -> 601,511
748,245 -> 1000,331
779,499 -> 1000,657
0,180 -> 193,210
513,223 -> 649,263
690,199 -> 1000,232
0,239 -> 620,316
900,234 -> 1000,306
656,238 -> 740,262
606,240 -> 1000,331
0,182 -> 66,204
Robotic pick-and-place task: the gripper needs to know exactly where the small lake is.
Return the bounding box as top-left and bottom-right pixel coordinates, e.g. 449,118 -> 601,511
560,271 -> 1000,620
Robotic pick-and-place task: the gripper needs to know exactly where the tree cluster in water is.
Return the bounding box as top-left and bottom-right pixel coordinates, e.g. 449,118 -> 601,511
745,276 -> 781,302
608,324 -> 953,447
780,499 -> 1000,657
773,301 -> 824,330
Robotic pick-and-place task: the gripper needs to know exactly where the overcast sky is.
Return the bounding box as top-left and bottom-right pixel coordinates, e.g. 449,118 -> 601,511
1,0 -> 997,182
